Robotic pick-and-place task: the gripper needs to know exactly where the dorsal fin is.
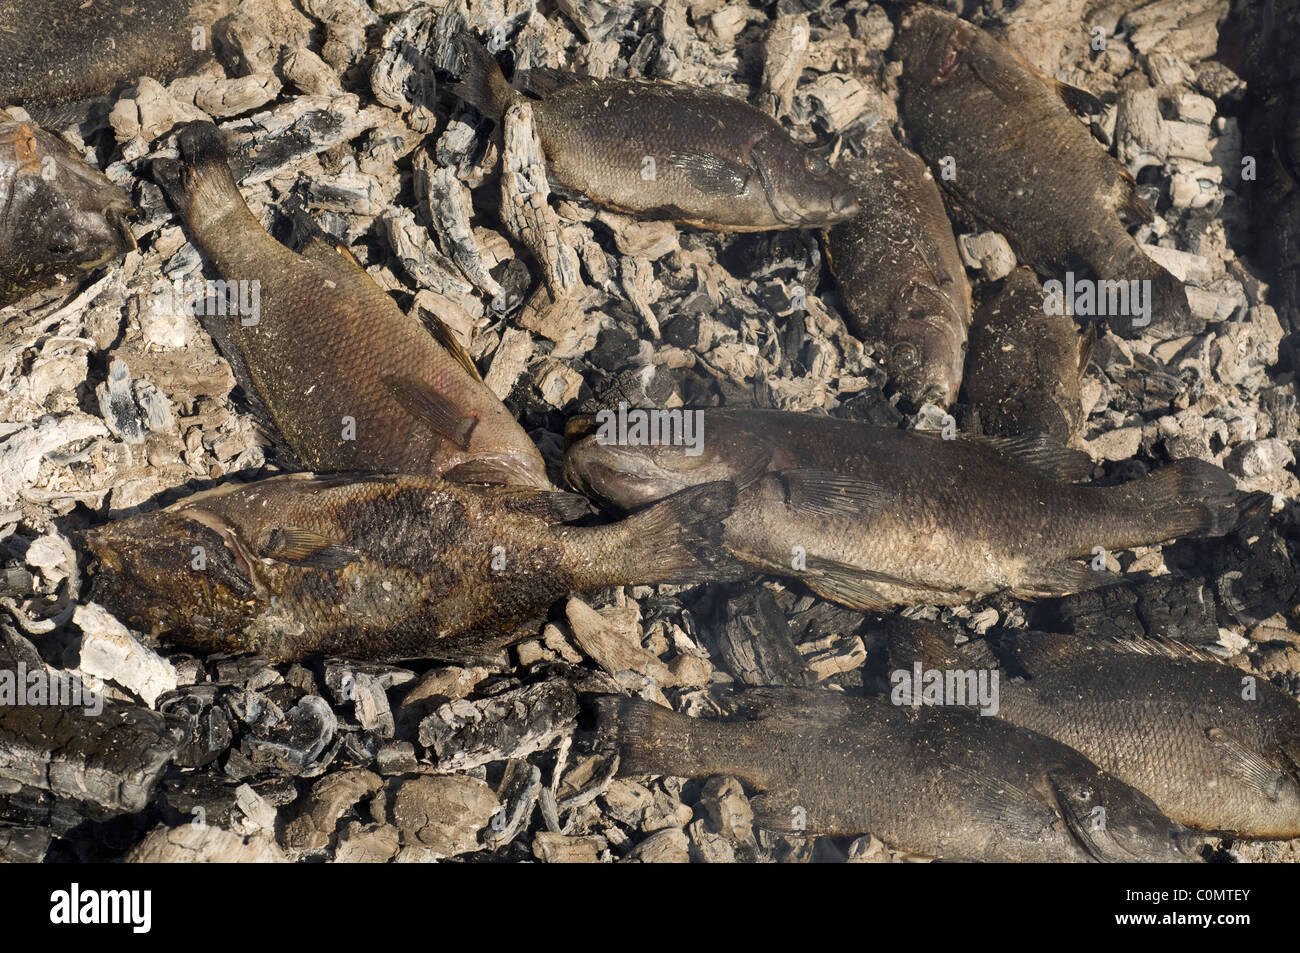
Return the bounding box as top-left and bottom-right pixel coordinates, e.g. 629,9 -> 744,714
964,433 -> 1095,482
418,306 -> 484,383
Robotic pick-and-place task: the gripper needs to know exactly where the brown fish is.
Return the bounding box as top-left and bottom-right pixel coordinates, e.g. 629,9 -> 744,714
825,120 -> 971,408
595,688 -> 1195,861
564,408 -> 1258,609
964,267 -> 1095,441
152,121 -> 550,488
81,472 -> 735,662
0,113 -> 135,306
885,621 -> 1300,839
895,8 -> 1194,336
452,37 -> 859,231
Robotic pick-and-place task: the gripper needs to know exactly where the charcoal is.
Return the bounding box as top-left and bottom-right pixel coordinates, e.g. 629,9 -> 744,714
128,823 -> 288,862
713,588 -> 816,687
485,757 -> 542,849
282,768 -> 382,854
0,821 -> 51,863
372,773 -> 499,856
240,694 -> 339,776
158,685 -> 234,768
418,679 -> 578,771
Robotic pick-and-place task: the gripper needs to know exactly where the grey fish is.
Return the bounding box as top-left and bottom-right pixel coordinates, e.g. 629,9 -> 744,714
895,8 -> 1194,336
595,688 -> 1195,861
0,113 -> 134,306
81,472 -> 735,662
564,408 -> 1259,609
965,266 -> 1095,441
825,121 -> 971,408
885,621 -> 1300,839
152,121 -> 550,487
452,37 -> 859,231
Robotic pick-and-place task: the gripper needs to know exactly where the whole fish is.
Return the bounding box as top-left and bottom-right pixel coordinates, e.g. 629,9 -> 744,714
81,472 -> 735,662
0,0 -> 234,108
825,121 -> 971,408
964,267 -> 1095,441
0,112 -> 135,306
452,37 -> 860,231
564,408 -> 1258,609
594,689 -> 1195,861
885,622 -> 1300,839
152,121 -> 550,488
895,8 -> 1194,336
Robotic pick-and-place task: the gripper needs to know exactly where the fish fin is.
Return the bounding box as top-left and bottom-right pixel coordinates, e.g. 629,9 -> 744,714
418,306 -> 484,383
513,67 -> 593,98
382,374 -> 479,450
152,121 -> 243,223
483,487 -> 595,522
968,433 -> 1095,482
951,763 -> 1058,842
1078,322 -> 1097,376
592,694 -> 709,778
1013,561 -> 1118,598
1129,459 -> 1254,539
450,34 -> 517,119
1206,728 -> 1290,803
440,459 -> 522,486
779,468 -> 893,519
990,630 -> 1093,676
665,151 -> 751,197
261,527 -> 359,569
799,556 -> 899,610
1118,167 -> 1155,226
611,481 -> 738,586
1053,79 -> 1104,117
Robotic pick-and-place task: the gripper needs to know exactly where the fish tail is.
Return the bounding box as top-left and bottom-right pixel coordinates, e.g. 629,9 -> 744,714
596,480 -> 738,586
151,120 -> 243,226
592,695 -> 714,778
1098,244 -> 1196,337
1124,459 -> 1259,540
451,35 -> 516,118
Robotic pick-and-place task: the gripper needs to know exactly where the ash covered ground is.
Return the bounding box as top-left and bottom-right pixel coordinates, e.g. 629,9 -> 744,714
2,0 -> 1299,863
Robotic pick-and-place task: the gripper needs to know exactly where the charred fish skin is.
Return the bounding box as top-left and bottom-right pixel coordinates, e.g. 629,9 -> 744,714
965,267 -> 1095,441
895,8 -> 1194,337
452,37 -> 860,232
0,0 -> 234,108
885,623 -> 1300,839
594,689 -> 1195,862
825,122 -> 971,409
564,408 -> 1257,610
81,472 -> 736,663
151,121 -> 551,489
0,117 -> 135,307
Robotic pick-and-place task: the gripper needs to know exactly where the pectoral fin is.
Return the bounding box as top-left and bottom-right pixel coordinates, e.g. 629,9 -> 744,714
261,527 -> 359,569
780,469 -> 893,519
666,151 -> 750,197
383,374 -> 478,450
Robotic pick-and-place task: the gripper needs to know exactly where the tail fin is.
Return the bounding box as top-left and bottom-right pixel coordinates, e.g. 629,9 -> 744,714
602,480 -> 738,586
151,121 -> 244,226
591,694 -> 705,777
1131,458 -> 1253,540
1106,252 -> 1200,338
450,35 -> 516,119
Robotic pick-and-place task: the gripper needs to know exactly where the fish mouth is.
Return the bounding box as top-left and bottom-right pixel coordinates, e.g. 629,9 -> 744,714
750,136 -> 858,227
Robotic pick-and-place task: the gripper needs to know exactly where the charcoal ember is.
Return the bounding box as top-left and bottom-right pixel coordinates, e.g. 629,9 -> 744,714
564,597 -> 674,699
341,730 -> 382,765
484,758 -> 542,849
158,685 -> 234,768
687,819 -> 735,863
0,642 -> 183,817
713,588 -> 816,687
334,820 -> 402,862
1166,526 -> 1299,629
72,601 -> 178,708
376,741 -> 420,775
128,823 -> 288,862
394,664 -> 491,736
761,14 -> 810,118
370,5 -> 439,132
417,679 -> 579,771
416,155 -> 506,300
380,208 -> 484,316
0,822 -> 50,863
239,694 -> 339,777
700,775 -> 757,846
371,774 -> 499,856
1056,574 -> 1221,645
323,660 -> 415,738
625,826 -> 690,862
532,831 -> 607,862
281,768 -> 382,854
602,779 -> 692,832
221,95 -> 391,185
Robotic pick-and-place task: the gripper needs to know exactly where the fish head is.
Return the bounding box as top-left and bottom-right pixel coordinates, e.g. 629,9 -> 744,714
1,121 -> 135,295
896,8 -> 976,89
877,284 -> 967,408
80,504 -> 264,643
1051,776 -> 1199,863
563,431 -> 740,509
748,133 -> 860,228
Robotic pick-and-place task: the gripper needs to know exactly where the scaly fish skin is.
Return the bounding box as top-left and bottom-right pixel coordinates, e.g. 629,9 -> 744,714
81,472 -> 735,662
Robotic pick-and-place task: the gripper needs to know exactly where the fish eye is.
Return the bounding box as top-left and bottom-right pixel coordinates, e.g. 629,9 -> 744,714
892,342 -> 919,369
806,155 -> 830,176
48,226 -> 81,255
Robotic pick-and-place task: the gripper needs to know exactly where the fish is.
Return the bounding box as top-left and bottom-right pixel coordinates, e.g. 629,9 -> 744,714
451,36 -> 860,231
0,111 -> 135,307
80,472 -> 735,662
593,688 -> 1196,861
563,407 -> 1260,610
825,121 -> 971,408
152,120 -> 551,488
0,0 -> 234,108
884,621 -> 1300,839
895,7 -> 1195,336
964,266 -> 1095,441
